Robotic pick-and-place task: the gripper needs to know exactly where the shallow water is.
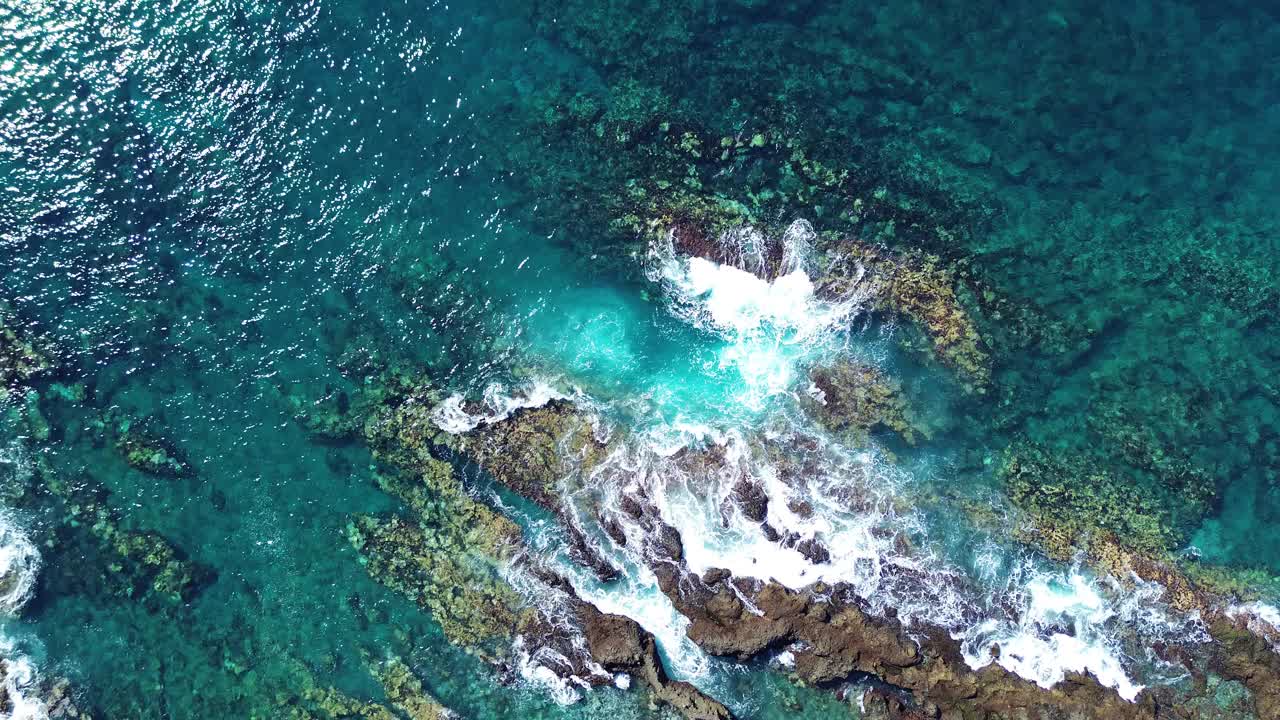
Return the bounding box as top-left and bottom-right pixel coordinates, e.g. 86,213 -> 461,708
2,0 -> 1279,718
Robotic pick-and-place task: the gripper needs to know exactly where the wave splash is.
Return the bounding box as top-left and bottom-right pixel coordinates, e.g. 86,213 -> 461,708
646,220 -> 859,411
438,220 -> 1212,706
0,445 -> 47,720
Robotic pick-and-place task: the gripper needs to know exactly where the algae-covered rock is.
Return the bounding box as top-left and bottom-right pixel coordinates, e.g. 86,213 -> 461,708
97,410 -> 194,478
283,353 -> 434,444
817,238 -> 990,389
454,400 -> 610,511
114,427 -> 194,478
1000,441 -> 1216,557
1208,613 -> 1280,720
0,312 -> 54,403
368,656 -> 453,720
804,361 -> 923,445
39,467 -> 213,608
348,511 -> 527,656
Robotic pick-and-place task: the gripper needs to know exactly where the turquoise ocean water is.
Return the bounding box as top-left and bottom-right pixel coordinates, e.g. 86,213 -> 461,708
2,0 -> 1280,717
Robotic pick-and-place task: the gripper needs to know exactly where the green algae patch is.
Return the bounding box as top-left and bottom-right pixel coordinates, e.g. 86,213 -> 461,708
0,309 -> 55,406
999,442 -> 1216,559
369,656 -> 454,720
39,466 -> 213,608
271,655 -> 454,720
93,409 -> 195,479
803,361 -> 925,446
346,463 -> 530,657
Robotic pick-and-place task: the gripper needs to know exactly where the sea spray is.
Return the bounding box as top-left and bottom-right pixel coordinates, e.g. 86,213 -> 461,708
645,221 -> 860,411
429,221 -> 1222,707
0,521 -> 46,719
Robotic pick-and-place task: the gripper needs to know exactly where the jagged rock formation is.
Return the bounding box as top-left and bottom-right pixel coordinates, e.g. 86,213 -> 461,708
328,378 -> 730,720
442,399 -> 1280,720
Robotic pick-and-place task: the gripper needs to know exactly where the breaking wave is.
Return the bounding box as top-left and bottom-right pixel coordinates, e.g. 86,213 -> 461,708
452,221 -> 1217,706
0,445 -> 48,720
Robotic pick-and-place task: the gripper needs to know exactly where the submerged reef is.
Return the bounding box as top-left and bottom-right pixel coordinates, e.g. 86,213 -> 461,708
296,655 -> 454,720
35,462 -> 214,609
345,464 -> 528,656
0,314 -> 54,405
814,239 -> 991,390
999,431 -> 1218,558
804,361 -> 922,446
105,416 -> 195,478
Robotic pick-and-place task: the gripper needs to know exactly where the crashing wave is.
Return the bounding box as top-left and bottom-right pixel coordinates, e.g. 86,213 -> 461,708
0,522 -> 46,720
958,561 -> 1204,701
1226,601 -> 1280,651
431,380 -> 567,433
645,221 -> 860,410
482,219 -> 1217,707
0,646 -> 49,720
0,516 -> 39,617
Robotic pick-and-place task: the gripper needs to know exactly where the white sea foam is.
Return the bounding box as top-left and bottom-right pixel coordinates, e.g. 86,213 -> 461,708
0,517 -> 39,617
646,221 -> 858,410
958,560 -> 1205,701
0,493 -> 46,720
0,630 -> 48,720
512,635 -> 584,706
431,379 -> 566,433
1226,601 -> 1280,650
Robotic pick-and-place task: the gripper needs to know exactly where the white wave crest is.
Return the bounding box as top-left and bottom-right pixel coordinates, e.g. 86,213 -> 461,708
431,380 -> 566,433
646,221 -> 859,410
0,516 -> 39,617
0,510 -> 46,720
1226,601 -> 1280,651
0,649 -> 49,720
511,635 -> 585,706
959,562 -> 1205,701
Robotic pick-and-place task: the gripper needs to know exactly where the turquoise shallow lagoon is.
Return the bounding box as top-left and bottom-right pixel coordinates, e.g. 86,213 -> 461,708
2,1 -> 1280,718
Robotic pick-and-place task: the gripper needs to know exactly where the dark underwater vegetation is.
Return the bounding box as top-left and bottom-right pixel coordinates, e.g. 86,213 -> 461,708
2,0 -> 1280,718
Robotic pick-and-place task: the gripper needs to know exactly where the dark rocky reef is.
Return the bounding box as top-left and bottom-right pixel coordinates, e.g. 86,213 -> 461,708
0,310 -> 55,404
804,360 -> 923,446
448,399 -> 1280,720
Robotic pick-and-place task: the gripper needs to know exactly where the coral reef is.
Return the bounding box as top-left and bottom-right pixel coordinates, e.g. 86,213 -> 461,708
39,467 -> 215,608
803,361 -> 923,445
815,238 -> 990,389
999,440 -> 1217,558
0,311 -> 54,404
